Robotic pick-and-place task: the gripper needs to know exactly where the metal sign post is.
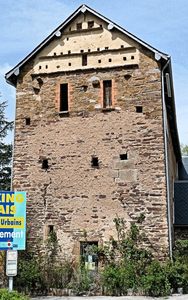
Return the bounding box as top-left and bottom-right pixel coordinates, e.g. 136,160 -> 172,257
6,250 -> 18,291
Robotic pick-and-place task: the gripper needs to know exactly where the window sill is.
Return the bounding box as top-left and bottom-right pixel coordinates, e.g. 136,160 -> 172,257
59,111 -> 69,117
102,107 -> 115,112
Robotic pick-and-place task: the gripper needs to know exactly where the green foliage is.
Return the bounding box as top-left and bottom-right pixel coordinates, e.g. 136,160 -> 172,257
141,261 -> 171,296
14,231 -> 72,292
98,214 -> 188,296
0,100 -> 13,191
0,289 -> 29,300
181,143 -> 188,156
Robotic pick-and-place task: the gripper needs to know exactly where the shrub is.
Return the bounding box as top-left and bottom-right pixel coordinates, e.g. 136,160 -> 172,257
0,289 -> 29,300
14,231 -> 72,292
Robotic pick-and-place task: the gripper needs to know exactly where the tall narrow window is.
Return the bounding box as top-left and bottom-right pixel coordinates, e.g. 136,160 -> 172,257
82,54 -> 87,66
103,80 -> 112,108
60,84 -> 68,111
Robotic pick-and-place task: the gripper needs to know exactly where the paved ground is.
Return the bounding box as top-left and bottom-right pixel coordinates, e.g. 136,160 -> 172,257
30,295 -> 188,300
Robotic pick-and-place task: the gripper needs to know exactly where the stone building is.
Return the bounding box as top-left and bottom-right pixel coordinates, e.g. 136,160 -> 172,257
5,4 -> 184,266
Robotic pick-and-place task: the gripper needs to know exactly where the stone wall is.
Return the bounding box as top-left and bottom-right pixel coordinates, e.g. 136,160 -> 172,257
12,46 -> 171,260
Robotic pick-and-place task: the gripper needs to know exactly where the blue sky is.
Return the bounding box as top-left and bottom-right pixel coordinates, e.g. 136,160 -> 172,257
1,0 -> 188,145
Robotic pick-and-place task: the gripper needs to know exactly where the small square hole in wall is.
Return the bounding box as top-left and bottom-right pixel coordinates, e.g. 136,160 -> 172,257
98,60 -> 101,63
88,21 -> 94,28
120,153 -> 127,160
68,63 -> 71,66
121,45 -> 124,48
46,65 -> 48,69
88,49 -> 91,52
67,37 -> 69,41
136,106 -> 143,113
97,48 -> 100,51
100,24 -> 102,28
68,50 -> 71,54
26,118 -> 30,125
123,57 -> 127,61
91,156 -> 99,167
42,159 -> 49,169
109,58 -> 112,62
39,66 -> 42,69
80,50 -> 84,53
105,47 -> 109,50
60,52 -> 63,55
54,52 -> 56,56
77,23 -> 82,30
131,56 -> 134,60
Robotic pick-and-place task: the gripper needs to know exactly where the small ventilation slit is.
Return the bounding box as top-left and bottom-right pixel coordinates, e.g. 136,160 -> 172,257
91,156 -> 99,167
136,106 -> 143,113
120,153 -> 127,160
42,159 -> 49,169
26,118 -> 30,125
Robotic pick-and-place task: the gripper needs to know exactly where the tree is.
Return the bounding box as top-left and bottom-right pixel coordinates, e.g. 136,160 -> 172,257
0,99 -> 13,190
181,143 -> 188,156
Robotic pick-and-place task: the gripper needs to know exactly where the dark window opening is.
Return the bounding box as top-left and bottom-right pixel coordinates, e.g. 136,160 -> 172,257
56,65 -> 60,68
88,21 -> 94,28
97,48 -> 100,51
88,49 -> 91,52
91,156 -> 99,167
68,62 -> 71,66
100,24 -> 102,28
105,47 -> 109,50
26,118 -> 30,125
42,159 -> 49,169
54,52 -> 56,56
39,66 -> 42,69
103,80 -> 112,108
98,60 -> 101,63
46,65 -> 48,69
49,225 -> 54,233
60,52 -> 63,55
109,58 -> 112,62
131,56 -> 134,60
77,23 -> 82,30
68,50 -> 71,54
67,37 -> 69,41
83,85 -> 88,92
69,27 -> 71,31
60,83 -> 68,111
121,45 -> 124,48
120,153 -> 127,160
82,54 -> 87,66
80,241 -> 98,271
80,50 -> 84,53
123,57 -> 127,61
136,106 -> 143,113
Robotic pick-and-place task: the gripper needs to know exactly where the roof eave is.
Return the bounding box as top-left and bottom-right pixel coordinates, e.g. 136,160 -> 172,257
5,4 -> 169,86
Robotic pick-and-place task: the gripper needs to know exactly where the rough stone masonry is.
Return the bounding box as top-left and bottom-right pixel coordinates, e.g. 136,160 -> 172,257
6,5 -> 179,266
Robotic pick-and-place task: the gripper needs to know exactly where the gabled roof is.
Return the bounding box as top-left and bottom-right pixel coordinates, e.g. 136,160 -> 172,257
5,4 -> 169,87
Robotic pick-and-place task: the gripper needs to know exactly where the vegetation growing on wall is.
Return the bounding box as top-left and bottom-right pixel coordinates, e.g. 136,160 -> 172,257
1,215 -> 188,296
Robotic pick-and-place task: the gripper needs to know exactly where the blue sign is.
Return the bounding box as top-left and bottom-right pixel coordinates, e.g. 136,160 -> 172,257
0,192 -> 26,250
